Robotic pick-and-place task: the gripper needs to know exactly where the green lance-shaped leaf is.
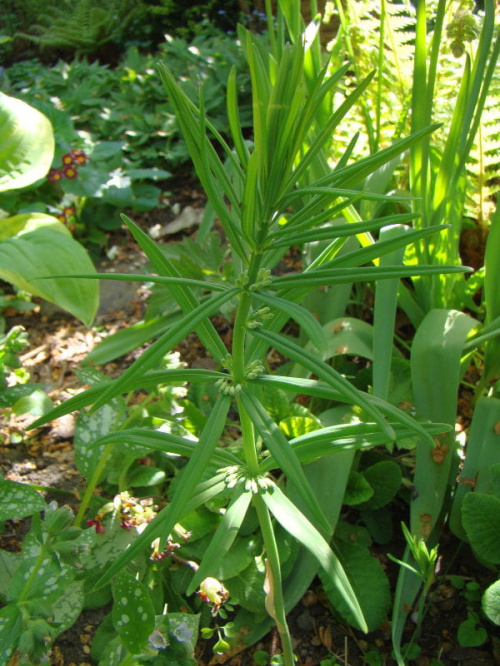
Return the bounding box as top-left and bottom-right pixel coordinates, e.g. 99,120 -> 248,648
91,429 -> 241,467
252,374 -> 445,446
95,394 -> 231,589
29,368 -> 224,430
449,397 -> 500,539
262,485 -> 368,633
187,489 -> 253,595
240,388 -> 331,536
410,309 -> 478,537
121,215 -> 228,363
0,92 -> 54,191
90,288 -> 238,412
252,328 -> 394,440
0,217 -> 99,326
112,571 -> 155,654
252,291 -> 327,351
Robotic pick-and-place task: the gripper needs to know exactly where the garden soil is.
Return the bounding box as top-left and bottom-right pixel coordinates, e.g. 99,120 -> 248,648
1,181 -> 499,666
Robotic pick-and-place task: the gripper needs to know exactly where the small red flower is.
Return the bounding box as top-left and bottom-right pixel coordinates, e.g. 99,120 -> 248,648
48,168 -> 64,183
63,166 -> 78,179
61,153 -> 74,165
63,206 -> 76,216
71,149 -> 88,165
86,519 -> 105,534
57,214 -> 67,223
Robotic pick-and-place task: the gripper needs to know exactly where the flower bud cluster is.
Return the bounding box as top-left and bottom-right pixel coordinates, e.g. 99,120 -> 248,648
248,268 -> 272,291
221,465 -> 275,494
245,360 -> 265,380
215,377 -> 242,396
246,307 -> 273,329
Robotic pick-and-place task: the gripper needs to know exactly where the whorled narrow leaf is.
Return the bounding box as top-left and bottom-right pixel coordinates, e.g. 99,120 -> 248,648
271,264 -> 471,289
262,485 -> 368,633
252,328 -> 394,439
187,489 -> 253,595
240,388 -> 331,536
252,291 -> 327,350
252,375 -> 444,446
28,368 -> 224,430
90,429 -> 241,467
122,215 -> 229,363
95,394 -> 231,589
90,288 -> 238,413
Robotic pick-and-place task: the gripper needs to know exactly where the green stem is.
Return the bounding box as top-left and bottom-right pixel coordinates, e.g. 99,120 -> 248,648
18,545 -> 47,603
253,493 -> 296,666
74,442 -> 114,527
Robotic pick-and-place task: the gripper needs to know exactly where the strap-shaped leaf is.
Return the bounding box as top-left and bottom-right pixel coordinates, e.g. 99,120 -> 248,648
187,489 -> 253,594
253,374 -> 443,447
271,264 -> 471,289
252,329 -> 394,439
240,389 -> 331,536
122,215 -> 229,363
90,288 -> 238,413
29,368 -> 223,430
262,485 -> 368,633
269,213 -> 419,247
91,429 -> 241,467
95,394 -> 231,589
252,291 -> 326,351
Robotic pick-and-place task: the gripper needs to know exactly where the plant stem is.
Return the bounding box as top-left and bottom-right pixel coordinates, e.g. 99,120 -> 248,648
253,493 -> 296,666
74,442 -> 114,527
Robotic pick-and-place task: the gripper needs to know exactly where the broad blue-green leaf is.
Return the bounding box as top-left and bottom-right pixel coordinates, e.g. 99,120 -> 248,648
0,220 -> 99,326
112,570 -> 155,654
0,479 -> 46,521
482,580 -> 500,625
321,541 -> 391,632
0,92 -> 54,191
462,493 -> 500,563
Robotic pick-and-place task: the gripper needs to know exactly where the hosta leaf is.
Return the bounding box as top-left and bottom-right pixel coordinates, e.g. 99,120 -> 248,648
0,221 -> 99,326
0,92 -> 54,191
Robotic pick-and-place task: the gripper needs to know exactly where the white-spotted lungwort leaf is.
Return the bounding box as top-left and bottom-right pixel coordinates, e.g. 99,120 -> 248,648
112,570 -> 155,654
0,479 -> 46,521
0,605 -> 23,665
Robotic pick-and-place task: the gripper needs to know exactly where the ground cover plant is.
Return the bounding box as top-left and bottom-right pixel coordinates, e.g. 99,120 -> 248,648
1,1 -> 500,665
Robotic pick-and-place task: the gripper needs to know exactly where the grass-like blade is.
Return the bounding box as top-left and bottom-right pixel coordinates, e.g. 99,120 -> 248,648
89,288 -> 238,413
187,489 -> 252,595
262,485 -> 368,633
95,394 -> 231,589
28,369 -> 224,430
240,388 -> 331,536
90,429 -> 241,467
